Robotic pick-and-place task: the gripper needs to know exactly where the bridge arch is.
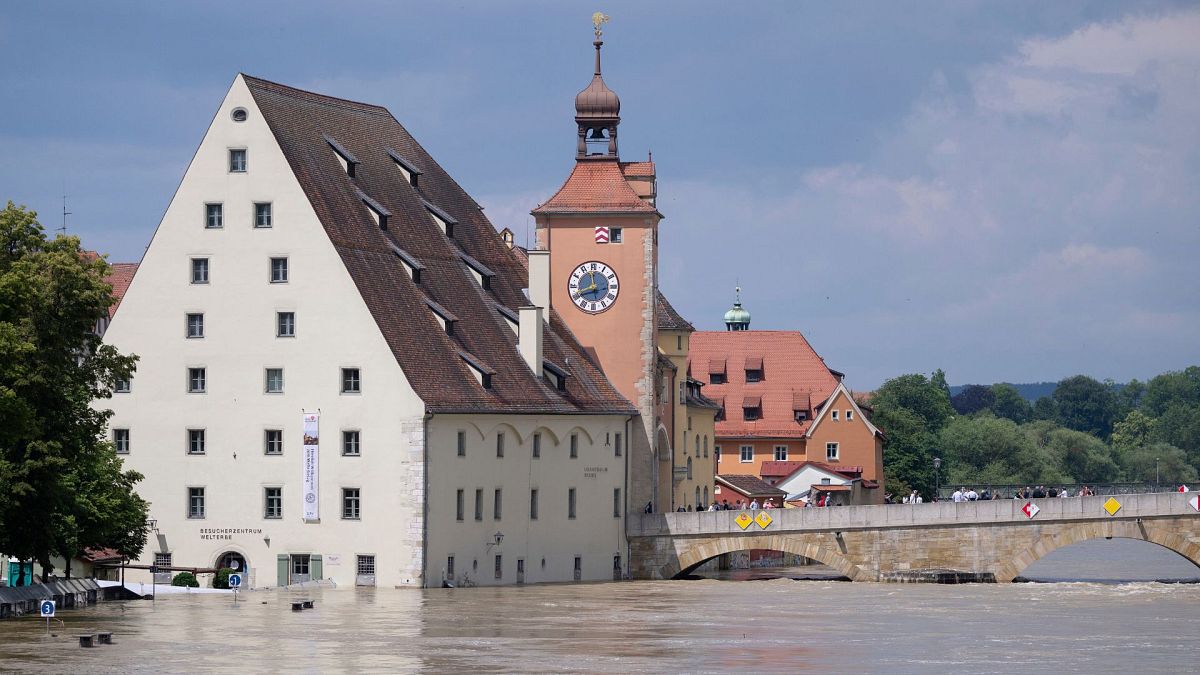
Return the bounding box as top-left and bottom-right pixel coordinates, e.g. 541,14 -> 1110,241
665,534 -> 869,581
995,519 -> 1200,583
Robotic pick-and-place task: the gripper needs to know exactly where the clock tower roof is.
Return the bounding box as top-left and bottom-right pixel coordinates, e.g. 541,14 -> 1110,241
532,160 -> 658,215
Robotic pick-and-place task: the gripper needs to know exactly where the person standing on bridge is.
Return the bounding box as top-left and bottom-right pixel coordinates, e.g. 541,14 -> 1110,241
952,487 -> 964,503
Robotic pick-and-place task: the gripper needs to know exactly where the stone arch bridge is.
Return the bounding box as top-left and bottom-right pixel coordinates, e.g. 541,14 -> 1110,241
628,492 -> 1200,582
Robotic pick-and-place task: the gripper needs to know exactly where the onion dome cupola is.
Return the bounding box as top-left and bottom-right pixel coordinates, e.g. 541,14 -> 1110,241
575,12 -> 621,159
724,287 -> 751,331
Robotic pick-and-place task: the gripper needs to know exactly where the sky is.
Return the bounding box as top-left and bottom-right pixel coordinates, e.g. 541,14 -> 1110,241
2,1 -> 1197,390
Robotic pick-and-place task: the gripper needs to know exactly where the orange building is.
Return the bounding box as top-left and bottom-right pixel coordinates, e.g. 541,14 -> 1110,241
688,298 -> 885,504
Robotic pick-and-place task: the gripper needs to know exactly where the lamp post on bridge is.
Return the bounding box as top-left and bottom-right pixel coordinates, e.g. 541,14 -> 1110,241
933,457 -> 941,502
1156,458 -> 1160,491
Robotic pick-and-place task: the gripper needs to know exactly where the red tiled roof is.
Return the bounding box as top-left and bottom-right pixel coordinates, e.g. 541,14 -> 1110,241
532,160 -> 657,215
104,263 -> 138,319
244,75 -> 634,416
690,331 -> 841,439
619,161 -> 655,177
716,474 -> 788,498
764,460 -> 858,481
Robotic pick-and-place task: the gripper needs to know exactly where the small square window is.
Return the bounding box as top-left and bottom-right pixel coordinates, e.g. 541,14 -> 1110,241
188,367 -> 206,393
746,369 -> 763,383
456,431 -> 466,457
342,487 -> 361,520
265,429 -> 283,455
610,227 -> 623,243
270,257 -> 288,284
341,368 -> 361,393
710,373 -> 726,385
831,410 -> 839,421
186,313 -> 204,338
264,487 -> 282,519
191,258 -> 209,284
254,202 -> 272,228
846,410 -> 854,421
774,445 -> 788,461
229,148 -> 247,173
356,555 -> 375,576
115,376 -> 131,393
826,442 -> 839,461
277,311 -> 295,337
265,368 -> 284,393
739,445 -> 753,463
743,406 -> 761,421
570,433 -> 579,459
342,430 -> 361,456
188,429 -> 206,455
114,428 -> 130,454
188,487 -> 206,519
205,203 -> 223,229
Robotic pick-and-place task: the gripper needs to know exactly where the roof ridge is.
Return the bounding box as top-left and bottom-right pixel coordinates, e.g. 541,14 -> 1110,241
241,73 -> 391,115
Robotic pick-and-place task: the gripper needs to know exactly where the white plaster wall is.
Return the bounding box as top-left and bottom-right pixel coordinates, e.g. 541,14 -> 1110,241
425,414 -> 628,586
100,75 -> 428,589
776,466 -> 851,496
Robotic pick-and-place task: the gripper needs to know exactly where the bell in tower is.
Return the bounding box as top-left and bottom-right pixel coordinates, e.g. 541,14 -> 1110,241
575,13 -> 621,159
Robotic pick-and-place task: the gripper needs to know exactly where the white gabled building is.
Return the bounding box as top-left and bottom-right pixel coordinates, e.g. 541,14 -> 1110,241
101,74 -> 636,588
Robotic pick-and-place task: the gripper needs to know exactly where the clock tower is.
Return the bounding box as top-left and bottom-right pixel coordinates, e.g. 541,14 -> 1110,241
532,22 -> 664,513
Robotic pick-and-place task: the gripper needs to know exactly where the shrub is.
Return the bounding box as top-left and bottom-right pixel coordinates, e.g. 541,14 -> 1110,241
212,567 -> 235,589
171,571 -> 199,587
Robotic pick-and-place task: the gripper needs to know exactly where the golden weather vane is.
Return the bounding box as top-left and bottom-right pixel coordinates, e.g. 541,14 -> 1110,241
592,12 -> 610,39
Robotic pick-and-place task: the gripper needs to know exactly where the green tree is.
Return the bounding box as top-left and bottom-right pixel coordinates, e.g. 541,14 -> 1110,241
1032,396 -> 1058,421
1052,375 -> 1119,437
1151,402 -> 1200,466
0,201 -> 145,579
939,415 -> 1062,485
869,373 -> 956,497
951,384 -> 994,415
1043,427 -> 1120,484
991,383 -> 1032,424
1141,367 -> 1200,416
1120,442 -> 1197,486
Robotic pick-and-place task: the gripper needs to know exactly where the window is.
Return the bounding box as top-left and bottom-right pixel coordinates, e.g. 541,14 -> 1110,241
277,311 -> 295,337
532,432 -> 541,458
710,373 -> 726,385
831,410 -> 839,421
342,488 -> 361,520
695,436 -> 700,456
154,552 -> 172,573
115,376 -> 131,393
574,555 -> 582,581
494,554 -> 503,579
610,227 -> 623,243
265,368 -> 284,393
688,416 -> 693,431
186,313 -> 204,338
342,430 -> 361,456
570,433 -> 579,459
231,107 -> 248,122
568,487 -> 577,519
615,432 -> 622,457
187,487 -> 205,519
474,489 -> 483,521
493,488 -> 502,520
264,429 -> 283,455
743,405 -> 761,421
187,366 -> 207,392
264,487 -> 282,519
292,555 -> 310,577
188,429 -> 206,455
613,488 -> 621,518
715,405 -> 726,422
356,555 -> 375,576
704,436 -> 709,458
457,431 -> 466,457
774,445 -> 788,461
229,148 -> 247,172
715,445 -> 722,463
205,203 -> 223,229
794,410 -> 808,422
846,410 -> 854,421
687,457 -> 693,480
341,368 -> 361,394
740,445 -> 753,463
676,335 -> 682,350
254,202 -> 272,228
270,257 -> 288,283
496,432 -> 505,458
826,442 -> 840,461
191,258 -> 209,284
456,489 -> 465,521
446,556 -> 455,577
530,488 -> 539,520
114,428 -> 130,454
746,368 -> 763,383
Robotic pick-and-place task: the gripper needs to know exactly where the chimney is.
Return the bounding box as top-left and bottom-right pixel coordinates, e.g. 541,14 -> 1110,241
527,249 -> 550,311
518,306 -> 544,377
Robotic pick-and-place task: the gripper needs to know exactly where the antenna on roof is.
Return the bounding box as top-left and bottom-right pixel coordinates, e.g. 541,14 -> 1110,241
59,192 -> 71,235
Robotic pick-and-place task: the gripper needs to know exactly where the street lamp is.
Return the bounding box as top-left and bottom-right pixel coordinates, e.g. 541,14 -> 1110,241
931,456 -> 940,499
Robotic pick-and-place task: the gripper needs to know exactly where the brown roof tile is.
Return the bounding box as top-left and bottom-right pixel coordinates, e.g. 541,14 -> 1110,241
104,263 -> 138,319
244,75 -> 633,416
716,474 -> 787,498
619,161 -> 655,177
532,160 -> 657,215
656,290 -> 694,331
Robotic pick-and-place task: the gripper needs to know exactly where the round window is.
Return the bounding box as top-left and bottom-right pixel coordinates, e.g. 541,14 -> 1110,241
231,107 -> 248,122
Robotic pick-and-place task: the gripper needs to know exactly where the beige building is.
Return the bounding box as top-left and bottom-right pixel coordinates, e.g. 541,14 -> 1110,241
99,74 -> 634,588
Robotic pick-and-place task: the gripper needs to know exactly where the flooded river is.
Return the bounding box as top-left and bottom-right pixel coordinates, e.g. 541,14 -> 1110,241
2,539 -> 1197,673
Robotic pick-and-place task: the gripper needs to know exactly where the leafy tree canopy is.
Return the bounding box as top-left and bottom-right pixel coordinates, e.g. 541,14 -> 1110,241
1052,375 -> 1120,437
990,383 -> 1032,424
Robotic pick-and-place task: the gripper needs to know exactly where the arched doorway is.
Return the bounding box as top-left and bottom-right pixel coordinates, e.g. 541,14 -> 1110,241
215,550 -> 248,574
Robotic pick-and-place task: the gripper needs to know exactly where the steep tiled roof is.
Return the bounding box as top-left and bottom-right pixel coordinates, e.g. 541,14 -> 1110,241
244,75 -> 633,416
762,460 -> 857,480
689,331 -> 841,439
716,474 -> 787,498
619,161 -> 655,177
656,290 -> 694,331
532,160 -> 657,215
104,263 -> 138,319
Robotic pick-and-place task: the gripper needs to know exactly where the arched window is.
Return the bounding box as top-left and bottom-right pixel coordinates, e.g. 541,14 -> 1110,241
695,486 -> 702,508
695,436 -> 700,456
703,436 -> 708,457
216,551 -> 247,574
687,456 -> 693,480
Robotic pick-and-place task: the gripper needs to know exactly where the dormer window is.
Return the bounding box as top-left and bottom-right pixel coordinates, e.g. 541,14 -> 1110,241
424,297 -> 458,335
357,190 -> 390,230
388,242 -> 425,283
386,148 -> 422,187
745,356 -> 764,383
793,392 -> 810,423
494,303 -> 519,335
423,200 -> 457,238
324,135 -> 359,178
459,350 -> 494,389
794,410 -> 808,422
742,395 -> 762,422
543,361 -> 569,392
459,252 -> 494,291
708,359 -> 727,385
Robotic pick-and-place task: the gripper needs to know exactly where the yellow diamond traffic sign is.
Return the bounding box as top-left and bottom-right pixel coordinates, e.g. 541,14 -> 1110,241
755,511 -> 773,529
735,512 -> 753,530
1103,497 -> 1122,516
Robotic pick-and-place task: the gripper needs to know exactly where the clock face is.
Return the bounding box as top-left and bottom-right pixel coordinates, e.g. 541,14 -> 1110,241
568,261 -> 619,314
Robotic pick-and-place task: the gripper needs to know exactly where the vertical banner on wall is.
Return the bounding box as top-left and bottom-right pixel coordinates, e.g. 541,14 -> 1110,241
302,412 -> 320,521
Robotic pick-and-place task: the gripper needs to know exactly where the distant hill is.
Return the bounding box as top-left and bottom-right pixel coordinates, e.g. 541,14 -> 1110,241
949,382 -> 1058,402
